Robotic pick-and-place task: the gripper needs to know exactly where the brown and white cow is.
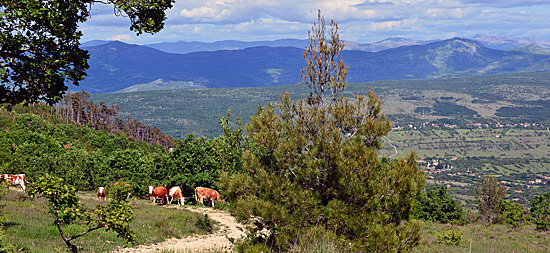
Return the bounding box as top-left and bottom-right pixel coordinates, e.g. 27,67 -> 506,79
97,187 -> 106,200
148,186 -> 168,205
195,187 -> 224,207
1,174 -> 27,192
168,186 -> 185,205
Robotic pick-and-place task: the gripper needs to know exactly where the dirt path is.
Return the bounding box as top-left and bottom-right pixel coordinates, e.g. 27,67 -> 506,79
116,206 -> 247,252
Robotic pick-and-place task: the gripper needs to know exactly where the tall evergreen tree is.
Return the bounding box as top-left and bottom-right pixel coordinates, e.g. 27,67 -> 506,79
475,175 -> 506,225
221,11 -> 425,251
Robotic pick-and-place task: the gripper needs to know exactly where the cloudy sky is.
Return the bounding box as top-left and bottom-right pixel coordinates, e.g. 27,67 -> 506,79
79,0 -> 550,44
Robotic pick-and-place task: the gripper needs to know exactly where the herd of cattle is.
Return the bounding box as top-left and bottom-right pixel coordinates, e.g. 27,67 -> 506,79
1,173 -> 223,207
99,184 -> 223,206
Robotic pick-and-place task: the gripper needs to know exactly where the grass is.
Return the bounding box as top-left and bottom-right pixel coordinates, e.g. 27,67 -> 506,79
415,221 -> 550,252
1,190 -> 216,252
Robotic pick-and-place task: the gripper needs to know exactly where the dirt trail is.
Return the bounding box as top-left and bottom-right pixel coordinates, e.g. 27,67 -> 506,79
116,206 -> 247,253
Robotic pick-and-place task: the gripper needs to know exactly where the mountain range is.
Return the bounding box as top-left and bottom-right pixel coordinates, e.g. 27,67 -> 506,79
77,36 -> 550,94
82,33 -> 550,54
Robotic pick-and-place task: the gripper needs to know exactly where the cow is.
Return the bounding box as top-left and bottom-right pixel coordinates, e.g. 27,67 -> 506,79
195,187 -> 224,207
148,186 -> 168,205
1,174 -> 27,192
168,186 -> 185,205
97,187 -> 106,200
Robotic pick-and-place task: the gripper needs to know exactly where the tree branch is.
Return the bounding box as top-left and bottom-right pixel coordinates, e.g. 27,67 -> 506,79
67,224 -> 104,242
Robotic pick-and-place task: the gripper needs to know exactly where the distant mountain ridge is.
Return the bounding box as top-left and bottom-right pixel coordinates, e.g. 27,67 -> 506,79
82,33 -> 550,54
77,37 -> 550,94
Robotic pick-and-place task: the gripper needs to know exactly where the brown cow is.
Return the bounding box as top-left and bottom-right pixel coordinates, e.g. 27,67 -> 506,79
195,187 -> 224,207
168,186 -> 185,205
1,174 -> 27,192
148,185 -> 168,205
97,187 -> 106,201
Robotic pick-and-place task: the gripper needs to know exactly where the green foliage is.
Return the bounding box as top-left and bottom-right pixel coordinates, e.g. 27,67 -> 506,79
0,0 -> 173,105
194,214 -> 213,233
475,175 -> 506,225
160,112 -> 246,194
413,185 -> 464,224
432,101 -> 478,117
221,11 -> 425,252
0,182 -> 14,252
27,174 -> 135,252
215,109 -> 246,175
496,200 -> 528,228
0,103 -> 244,199
530,192 -> 550,231
435,227 -> 463,246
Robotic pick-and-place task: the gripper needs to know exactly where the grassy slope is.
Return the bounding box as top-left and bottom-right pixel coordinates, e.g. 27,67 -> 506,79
416,221 -> 550,252
2,190 -> 214,252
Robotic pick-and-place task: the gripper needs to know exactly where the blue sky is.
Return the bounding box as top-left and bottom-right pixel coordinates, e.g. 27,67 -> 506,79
79,0 -> 550,44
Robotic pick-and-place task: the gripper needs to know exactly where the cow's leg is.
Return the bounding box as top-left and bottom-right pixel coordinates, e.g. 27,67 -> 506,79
181,197 -> 185,205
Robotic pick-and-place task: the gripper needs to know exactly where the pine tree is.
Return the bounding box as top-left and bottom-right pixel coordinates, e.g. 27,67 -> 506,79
475,175 -> 506,225
221,10 -> 425,252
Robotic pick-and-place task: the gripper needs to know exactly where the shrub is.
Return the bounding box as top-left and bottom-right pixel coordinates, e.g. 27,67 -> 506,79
194,214 -> 213,233
530,192 -> 550,231
413,185 -> 464,224
435,227 -> 463,246
496,200 -> 528,228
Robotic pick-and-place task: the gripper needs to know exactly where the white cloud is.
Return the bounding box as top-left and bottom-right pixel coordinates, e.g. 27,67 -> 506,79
110,34 -> 132,41
78,0 -> 550,43
458,0 -> 549,8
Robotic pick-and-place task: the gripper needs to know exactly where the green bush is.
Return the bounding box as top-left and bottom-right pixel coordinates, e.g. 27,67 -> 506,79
530,192 -> 550,231
194,214 -> 213,233
435,227 -> 463,246
496,200 -> 528,228
413,185 -> 464,224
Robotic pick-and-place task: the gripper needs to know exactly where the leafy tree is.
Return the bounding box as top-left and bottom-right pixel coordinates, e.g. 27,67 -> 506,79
475,175 -> 505,225
221,11 -> 425,252
0,0 -> 174,105
160,135 -> 221,195
530,192 -> 550,231
214,109 -> 245,175
27,174 -> 135,252
412,185 -> 464,224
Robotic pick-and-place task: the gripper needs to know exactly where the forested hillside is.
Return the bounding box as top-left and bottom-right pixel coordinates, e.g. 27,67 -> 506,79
0,100 -> 243,196
92,72 -> 550,139
80,38 -> 550,93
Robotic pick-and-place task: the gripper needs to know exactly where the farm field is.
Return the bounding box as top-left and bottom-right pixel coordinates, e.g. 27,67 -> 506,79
1,190 -> 216,252
381,128 -> 550,159
415,221 -> 550,252
379,128 -> 550,208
